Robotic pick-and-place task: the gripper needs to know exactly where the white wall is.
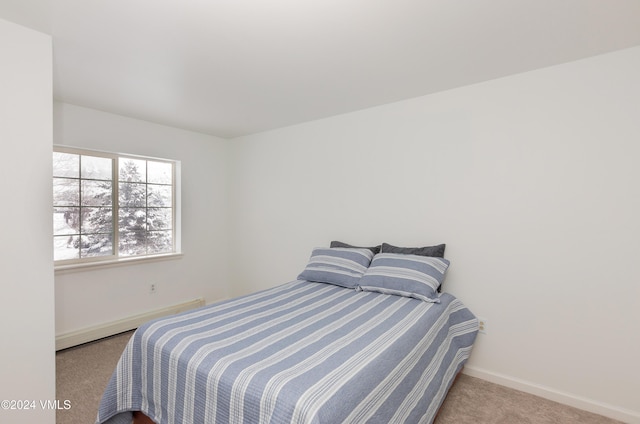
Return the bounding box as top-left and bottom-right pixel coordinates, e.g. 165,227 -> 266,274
54,103 -> 231,336
229,47 -> 640,422
0,19 -> 55,424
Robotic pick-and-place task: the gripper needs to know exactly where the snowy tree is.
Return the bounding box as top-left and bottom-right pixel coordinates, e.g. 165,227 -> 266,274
118,159 -> 147,255
117,159 -> 173,256
53,152 -> 113,259
54,152 -> 172,261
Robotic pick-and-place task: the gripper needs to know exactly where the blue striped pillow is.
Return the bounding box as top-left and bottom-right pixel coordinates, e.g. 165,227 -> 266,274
298,247 -> 374,289
357,253 -> 450,302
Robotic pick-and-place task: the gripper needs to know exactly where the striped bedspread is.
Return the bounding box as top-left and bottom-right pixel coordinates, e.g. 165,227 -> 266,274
96,280 -> 478,424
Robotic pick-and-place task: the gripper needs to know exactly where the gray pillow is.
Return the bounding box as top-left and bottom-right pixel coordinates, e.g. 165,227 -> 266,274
381,242 -> 445,258
298,247 -> 374,289
357,253 -> 450,303
330,240 -> 381,255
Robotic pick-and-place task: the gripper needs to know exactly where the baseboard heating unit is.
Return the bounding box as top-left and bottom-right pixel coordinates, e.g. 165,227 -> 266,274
56,298 -> 205,351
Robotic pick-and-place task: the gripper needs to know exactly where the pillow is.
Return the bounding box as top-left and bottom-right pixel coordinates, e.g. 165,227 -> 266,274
381,242 -> 446,258
330,240 -> 381,255
357,253 -> 450,302
298,247 -> 374,289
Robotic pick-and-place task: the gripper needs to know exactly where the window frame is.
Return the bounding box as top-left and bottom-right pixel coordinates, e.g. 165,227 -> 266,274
53,145 -> 181,269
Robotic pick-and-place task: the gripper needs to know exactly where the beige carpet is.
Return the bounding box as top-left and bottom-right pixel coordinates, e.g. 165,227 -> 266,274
435,375 -> 621,424
56,331 -> 622,424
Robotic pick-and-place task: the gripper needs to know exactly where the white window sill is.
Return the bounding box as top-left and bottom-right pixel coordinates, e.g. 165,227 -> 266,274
54,252 -> 183,274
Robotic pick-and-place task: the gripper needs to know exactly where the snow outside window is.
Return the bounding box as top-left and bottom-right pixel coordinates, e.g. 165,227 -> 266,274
53,147 -> 177,264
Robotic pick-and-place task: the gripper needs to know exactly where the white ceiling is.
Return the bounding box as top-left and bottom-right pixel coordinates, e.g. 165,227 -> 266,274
3,0 -> 640,138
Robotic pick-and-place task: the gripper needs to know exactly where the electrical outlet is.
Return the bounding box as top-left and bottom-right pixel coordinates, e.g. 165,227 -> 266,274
477,317 -> 488,334
150,283 -> 157,294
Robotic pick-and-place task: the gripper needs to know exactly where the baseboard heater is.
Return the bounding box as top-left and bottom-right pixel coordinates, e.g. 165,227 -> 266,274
56,298 -> 206,351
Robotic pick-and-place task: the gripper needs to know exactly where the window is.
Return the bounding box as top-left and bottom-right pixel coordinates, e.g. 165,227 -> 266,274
53,147 -> 178,265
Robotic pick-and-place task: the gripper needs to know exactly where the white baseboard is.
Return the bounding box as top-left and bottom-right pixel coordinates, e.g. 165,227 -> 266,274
463,366 -> 640,424
56,298 -> 205,351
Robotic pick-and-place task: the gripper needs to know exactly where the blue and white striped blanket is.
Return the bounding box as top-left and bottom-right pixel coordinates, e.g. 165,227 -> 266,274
97,280 -> 477,424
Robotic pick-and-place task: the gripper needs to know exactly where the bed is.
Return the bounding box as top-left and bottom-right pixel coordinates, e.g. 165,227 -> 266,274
96,246 -> 478,424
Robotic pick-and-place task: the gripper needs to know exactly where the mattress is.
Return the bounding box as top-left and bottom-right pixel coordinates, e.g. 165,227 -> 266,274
96,280 -> 478,424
